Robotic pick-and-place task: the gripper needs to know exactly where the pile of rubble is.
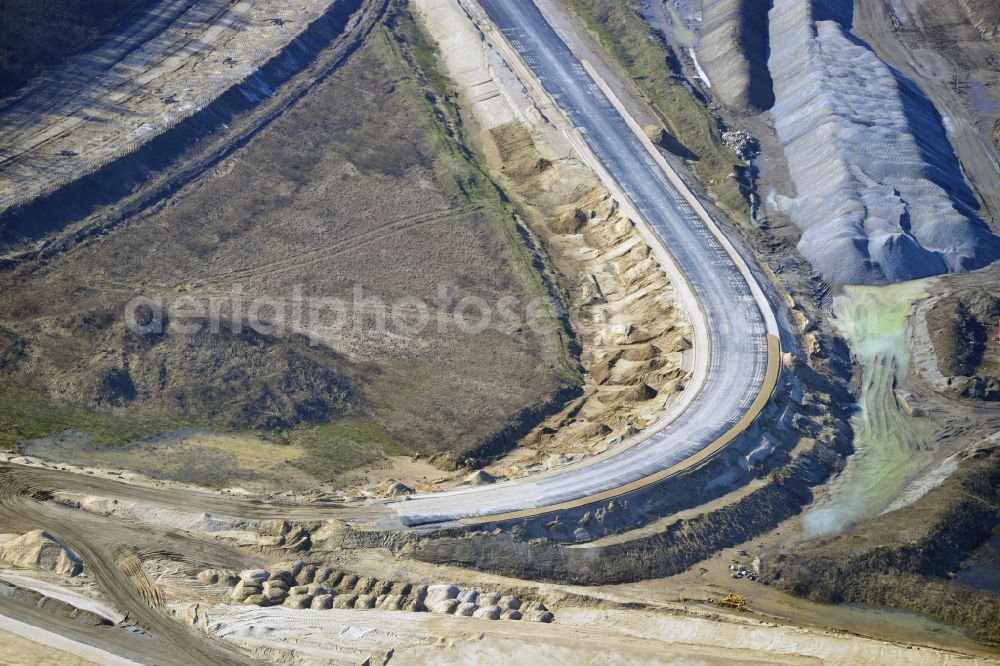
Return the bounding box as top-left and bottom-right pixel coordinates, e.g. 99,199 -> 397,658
210,562 -> 553,622
728,562 -> 758,582
722,130 -> 760,161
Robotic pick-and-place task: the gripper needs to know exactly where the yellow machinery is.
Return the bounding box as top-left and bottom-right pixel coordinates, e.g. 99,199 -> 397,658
710,594 -> 747,611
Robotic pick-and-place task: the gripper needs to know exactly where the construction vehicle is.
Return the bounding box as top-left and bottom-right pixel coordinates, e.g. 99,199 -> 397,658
709,594 -> 747,611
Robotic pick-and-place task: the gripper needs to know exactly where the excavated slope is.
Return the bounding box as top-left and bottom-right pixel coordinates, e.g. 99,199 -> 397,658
696,0 -> 774,113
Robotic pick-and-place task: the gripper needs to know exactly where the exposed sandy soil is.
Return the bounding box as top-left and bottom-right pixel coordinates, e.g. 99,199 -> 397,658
5,531 -> 994,666
1,433 -> 997,665
490,130 -> 693,465
414,0 -> 692,480
188,603 -> 996,665
0,626 -> 100,665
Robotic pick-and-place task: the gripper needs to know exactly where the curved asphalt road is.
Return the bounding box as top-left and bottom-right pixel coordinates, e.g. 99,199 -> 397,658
387,0 -> 774,526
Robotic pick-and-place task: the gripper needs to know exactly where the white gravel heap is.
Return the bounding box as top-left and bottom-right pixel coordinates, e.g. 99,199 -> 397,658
768,0 -> 1000,284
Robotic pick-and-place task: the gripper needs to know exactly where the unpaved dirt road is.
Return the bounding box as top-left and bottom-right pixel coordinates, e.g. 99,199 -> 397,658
0,468 -> 258,664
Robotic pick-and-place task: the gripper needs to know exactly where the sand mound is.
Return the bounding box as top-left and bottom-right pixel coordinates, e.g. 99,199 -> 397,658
372,480 -> 414,498
0,530 -> 83,576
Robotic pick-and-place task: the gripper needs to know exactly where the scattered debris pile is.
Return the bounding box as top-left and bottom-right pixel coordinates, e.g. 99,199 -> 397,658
372,479 -> 415,498
722,130 -> 759,162
728,562 -> 758,582
516,188 -> 693,462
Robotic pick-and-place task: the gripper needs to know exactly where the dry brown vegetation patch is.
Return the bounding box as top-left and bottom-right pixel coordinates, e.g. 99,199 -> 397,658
0,16 -> 574,480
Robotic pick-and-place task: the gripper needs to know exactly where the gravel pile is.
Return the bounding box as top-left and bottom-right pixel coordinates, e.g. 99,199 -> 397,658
768,0 -> 1000,284
217,562 -> 554,622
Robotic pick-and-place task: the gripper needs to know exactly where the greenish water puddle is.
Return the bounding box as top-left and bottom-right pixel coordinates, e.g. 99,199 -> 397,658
803,279 -> 938,536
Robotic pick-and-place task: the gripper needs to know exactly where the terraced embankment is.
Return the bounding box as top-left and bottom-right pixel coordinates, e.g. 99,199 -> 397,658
414,0 -> 695,477
0,0 -> 385,262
